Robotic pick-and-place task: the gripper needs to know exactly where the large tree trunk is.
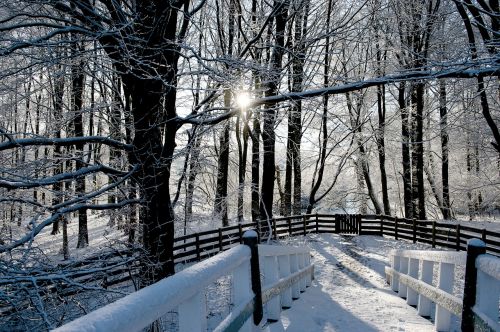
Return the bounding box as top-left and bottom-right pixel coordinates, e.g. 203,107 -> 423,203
259,0 -> 289,223
214,115 -> 230,226
410,82 -> 426,220
251,108 -> 261,223
125,78 -> 177,282
399,82 -> 413,218
117,1 -> 183,282
71,41 -> 88,248
377,83 -> 390,215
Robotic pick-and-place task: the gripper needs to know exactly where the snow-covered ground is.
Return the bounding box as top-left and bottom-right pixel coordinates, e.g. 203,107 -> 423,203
266,234 -> 458,332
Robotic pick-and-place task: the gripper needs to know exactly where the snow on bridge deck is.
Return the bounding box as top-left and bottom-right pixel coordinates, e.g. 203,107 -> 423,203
267,234 -> 450,332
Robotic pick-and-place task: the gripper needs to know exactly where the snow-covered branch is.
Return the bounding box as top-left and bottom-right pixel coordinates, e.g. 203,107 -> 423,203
177,62 -> 500,126
0,164 -> 128,190
0,136 -> 133,152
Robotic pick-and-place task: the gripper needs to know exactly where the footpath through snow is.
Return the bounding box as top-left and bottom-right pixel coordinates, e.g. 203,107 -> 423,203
267,234 -> 445,332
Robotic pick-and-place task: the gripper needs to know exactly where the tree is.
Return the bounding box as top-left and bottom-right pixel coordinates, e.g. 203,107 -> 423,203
260,0 -> 289,223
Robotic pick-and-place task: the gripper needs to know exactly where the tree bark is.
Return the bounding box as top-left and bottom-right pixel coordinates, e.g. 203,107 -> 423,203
439,79 -> 451,219
51,65 -> 65,235
71,40 -> 88,248
399,82 -> 413,218
260,0 -> 289,223
411,82 -> 426,220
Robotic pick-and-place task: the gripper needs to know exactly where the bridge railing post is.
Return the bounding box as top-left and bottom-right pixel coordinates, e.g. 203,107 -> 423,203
417,260 -> 433,317
461,239 -> 486,331
242,230 -> 263,326
406,258 -> 419,306
277,254 -> 292,308
435,261 -> 455,331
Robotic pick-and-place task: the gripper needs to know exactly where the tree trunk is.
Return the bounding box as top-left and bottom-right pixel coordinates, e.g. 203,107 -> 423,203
125,78 -> 177,282
185,130 -> 201,228
236,113 -> 249,222
71,40 -> 88,249
259,0 -> 289,223
51,67 -> 65,235
214,115 -> 230,226
399,82 -> 413,218
411,82 -> 426,220
439,79 -> 451,219
251,108 -> 261,222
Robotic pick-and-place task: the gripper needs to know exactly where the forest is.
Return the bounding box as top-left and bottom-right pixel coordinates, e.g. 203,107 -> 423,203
0,0 -> 499,329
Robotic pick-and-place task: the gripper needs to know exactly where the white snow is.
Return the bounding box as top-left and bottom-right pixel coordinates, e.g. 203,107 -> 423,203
54,245 -> 250,332
468,238 -> 486,248
390,249 -> 466,266
476,254 -> 500,280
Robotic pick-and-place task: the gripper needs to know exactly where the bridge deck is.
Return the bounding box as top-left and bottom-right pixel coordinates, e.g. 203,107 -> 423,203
267,234 -> 454,331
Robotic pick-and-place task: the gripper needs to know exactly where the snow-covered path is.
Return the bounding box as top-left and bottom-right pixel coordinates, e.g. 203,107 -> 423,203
268,234 -> 437,332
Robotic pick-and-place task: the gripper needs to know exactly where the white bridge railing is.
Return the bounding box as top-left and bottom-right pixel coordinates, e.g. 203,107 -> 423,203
54,230 -> 314,332
385,239 -> 500,331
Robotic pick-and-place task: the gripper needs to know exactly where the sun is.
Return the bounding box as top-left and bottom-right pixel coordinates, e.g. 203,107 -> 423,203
235,91 -> 251,109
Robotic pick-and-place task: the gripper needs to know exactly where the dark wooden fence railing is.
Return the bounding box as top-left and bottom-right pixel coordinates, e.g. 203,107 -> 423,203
173,214 -> 500,264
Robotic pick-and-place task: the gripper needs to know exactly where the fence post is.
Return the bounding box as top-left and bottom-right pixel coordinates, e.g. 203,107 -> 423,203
379,215 -> 384,235
391,254 -> 400,292
272,218 -> 277,240
242,230 -> 263,326
335,214 -> 340,233
263,255 -> 280,321
302,215 -> 307,236
432,221 -> 436,248
196,234 -> 201,262
412,218 -> 417,243
288,217 -> 292,236
456,224 -> 461,251
417,260 -> 433,317
398,257 -> 409,298
239,224 -> 243,243
435,262 -> 454,331
278,254 -> 292,308
290,254 -> 300,299
218,228 -> 223,252
357,215 -> 362,235
395,218 -> 399,240
315,213 -> 319,233
257,221 -> 261,243
406,258 -> 419,306
461,238 -> 486,332
481,228 -> 487,243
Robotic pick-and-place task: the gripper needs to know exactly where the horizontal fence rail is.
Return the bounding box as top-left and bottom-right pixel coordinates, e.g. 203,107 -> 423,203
385,239 -> 500,332
172,214 -> 500,266
55,231 -> 314,332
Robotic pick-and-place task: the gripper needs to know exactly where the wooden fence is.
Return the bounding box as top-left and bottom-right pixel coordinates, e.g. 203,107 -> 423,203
173,214 -> 500,264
